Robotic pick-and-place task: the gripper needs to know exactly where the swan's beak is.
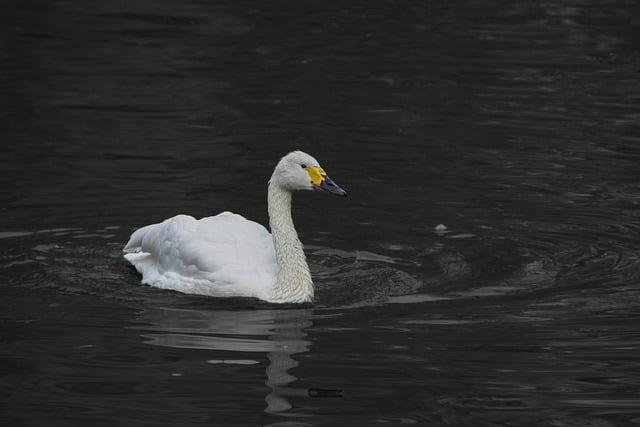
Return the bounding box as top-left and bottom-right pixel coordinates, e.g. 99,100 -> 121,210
317,175 -> 347,196
307,166 -> 347,197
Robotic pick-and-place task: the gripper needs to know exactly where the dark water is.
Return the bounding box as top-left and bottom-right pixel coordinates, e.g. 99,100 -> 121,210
2,0 -> 640,425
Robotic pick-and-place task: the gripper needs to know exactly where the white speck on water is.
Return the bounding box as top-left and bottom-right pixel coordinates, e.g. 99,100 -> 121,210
433,224 -> 450,235
171,373 -> 182,377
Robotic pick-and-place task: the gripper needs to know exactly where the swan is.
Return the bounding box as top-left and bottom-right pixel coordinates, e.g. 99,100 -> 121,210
123,150 -> 346,304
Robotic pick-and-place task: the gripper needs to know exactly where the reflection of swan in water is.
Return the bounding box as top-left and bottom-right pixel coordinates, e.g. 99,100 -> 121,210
264,311 -> 310,413
136,306 -> 321,414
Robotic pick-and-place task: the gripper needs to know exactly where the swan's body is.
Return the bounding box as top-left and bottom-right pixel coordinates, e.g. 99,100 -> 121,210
123,212 -> 279,300
123,151 -> 346,304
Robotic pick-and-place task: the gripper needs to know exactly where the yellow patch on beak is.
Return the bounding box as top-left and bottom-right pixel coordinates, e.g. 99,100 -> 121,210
306,166 -> 326,186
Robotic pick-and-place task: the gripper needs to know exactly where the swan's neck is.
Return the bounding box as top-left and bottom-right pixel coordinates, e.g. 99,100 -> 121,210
267,182 -> 314,303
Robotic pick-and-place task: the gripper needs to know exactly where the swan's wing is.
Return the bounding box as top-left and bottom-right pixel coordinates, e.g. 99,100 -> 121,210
123,212 -> 277,298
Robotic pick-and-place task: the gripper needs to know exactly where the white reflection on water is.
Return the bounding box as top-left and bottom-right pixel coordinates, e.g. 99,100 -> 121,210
136,306 -> 313,414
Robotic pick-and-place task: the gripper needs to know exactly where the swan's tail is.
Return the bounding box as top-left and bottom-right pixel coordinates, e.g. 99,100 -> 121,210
123,223 -> 157,253
123,224 -> 160,282
123,250 -> 156,277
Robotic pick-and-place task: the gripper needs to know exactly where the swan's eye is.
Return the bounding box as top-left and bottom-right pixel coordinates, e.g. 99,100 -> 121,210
301,163 -> 307,169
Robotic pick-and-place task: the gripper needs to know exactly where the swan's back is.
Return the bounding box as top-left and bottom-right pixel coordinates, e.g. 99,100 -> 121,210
124,212 -> 277,299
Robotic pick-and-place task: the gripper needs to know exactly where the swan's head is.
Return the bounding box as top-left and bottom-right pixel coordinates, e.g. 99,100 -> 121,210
271,151 -> 347,196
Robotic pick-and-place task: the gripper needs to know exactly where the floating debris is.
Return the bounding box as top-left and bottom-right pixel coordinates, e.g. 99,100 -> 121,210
433,224 -> 450,235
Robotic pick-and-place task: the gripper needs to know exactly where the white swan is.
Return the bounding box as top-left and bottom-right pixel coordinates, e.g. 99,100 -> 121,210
123,151 -> 346,304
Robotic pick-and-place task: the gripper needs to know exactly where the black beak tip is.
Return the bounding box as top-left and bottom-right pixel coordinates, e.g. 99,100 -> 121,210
318,176 -> 347,197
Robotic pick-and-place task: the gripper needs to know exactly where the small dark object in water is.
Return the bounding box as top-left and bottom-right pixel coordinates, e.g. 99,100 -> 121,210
308,388 -> 344,398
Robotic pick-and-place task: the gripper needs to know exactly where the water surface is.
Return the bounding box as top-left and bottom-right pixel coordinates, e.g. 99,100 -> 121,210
1,0 -> 640,425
